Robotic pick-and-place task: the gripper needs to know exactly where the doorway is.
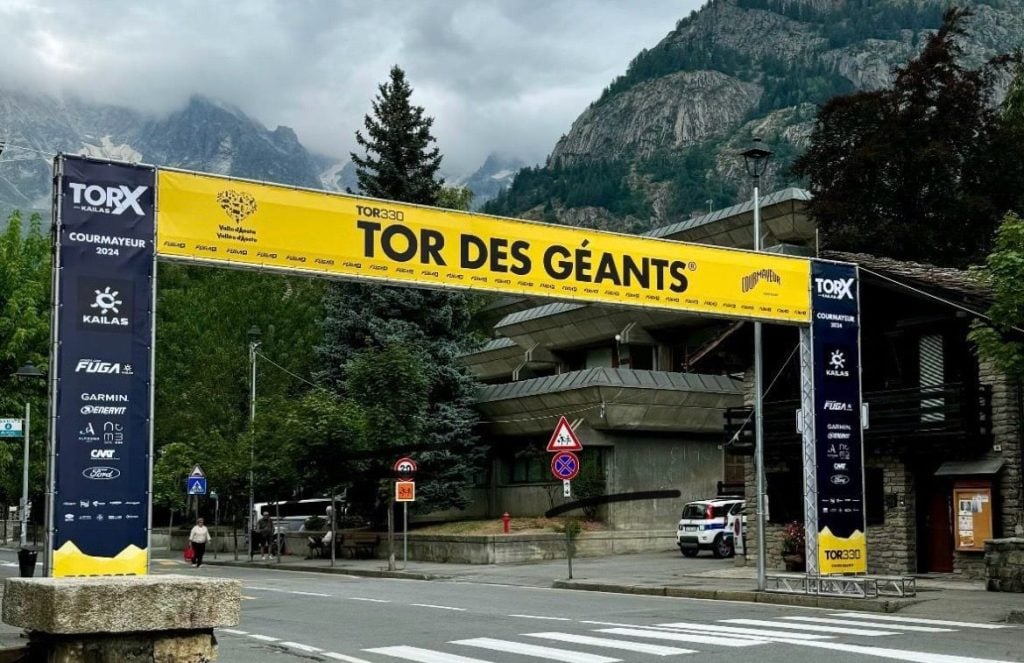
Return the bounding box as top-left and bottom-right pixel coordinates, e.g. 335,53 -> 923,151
917,475 -> 953,573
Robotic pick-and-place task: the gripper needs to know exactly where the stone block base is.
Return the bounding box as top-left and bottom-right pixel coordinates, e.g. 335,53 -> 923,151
984,538 -> 1024,593
30,629 -> 216,663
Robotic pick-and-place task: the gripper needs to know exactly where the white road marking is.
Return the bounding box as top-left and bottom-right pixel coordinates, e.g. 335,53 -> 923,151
783,615 -> 955,633
656,621 -> 833,640
595,627 -> 763,647
248,634 -> 280,642
831,613 -> 1016,630
780,637 -> 1019,662
280,641 -> 322,653
723,618 -> 899,636
289,590 -> 331,597
509,614 -> 573,621
411,603 -> 466,611
220,628 -> 248,635
349,597 -> 390,603
454,637 -> 621,662
365,646 -> 494,663
322,653 -> 374,663
525,632 -> 696,655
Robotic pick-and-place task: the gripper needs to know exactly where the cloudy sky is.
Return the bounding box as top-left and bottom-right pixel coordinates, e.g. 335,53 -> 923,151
0,0 -> 703,174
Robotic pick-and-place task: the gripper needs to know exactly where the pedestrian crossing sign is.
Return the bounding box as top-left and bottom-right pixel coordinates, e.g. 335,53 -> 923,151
546,415 -> 583,452
187,476 -> 207,495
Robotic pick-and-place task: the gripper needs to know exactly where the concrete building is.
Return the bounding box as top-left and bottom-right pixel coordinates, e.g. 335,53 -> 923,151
461,188 -> 1022,578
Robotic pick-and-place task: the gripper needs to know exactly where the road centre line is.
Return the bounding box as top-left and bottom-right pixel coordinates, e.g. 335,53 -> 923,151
247,634 -> 280,642
220,629 -> 248,635
348,597 -> 391,603
289,590 -> 331,597
280,641 -> 322,653
509,614 -> 573,621
411,603 -> 467,611
830,613 -> 1016,630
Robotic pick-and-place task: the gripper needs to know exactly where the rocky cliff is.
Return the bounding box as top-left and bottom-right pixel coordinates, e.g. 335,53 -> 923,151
488,0 -> 1024,232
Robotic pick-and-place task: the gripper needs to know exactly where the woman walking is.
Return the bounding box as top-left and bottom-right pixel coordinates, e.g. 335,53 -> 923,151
189,517 -> 211,568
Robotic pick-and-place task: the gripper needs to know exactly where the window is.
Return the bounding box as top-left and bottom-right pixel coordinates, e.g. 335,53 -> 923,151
766,471 -> 802,524
506,454 -> 550,484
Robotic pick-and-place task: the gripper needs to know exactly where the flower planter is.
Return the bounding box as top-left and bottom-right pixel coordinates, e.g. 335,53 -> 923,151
782,553 -> 806,573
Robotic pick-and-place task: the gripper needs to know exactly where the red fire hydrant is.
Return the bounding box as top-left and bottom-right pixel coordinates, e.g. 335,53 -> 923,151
502,512 -> 511,534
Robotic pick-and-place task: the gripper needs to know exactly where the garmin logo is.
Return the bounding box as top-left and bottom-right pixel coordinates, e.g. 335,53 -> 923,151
68,183 -> 148,216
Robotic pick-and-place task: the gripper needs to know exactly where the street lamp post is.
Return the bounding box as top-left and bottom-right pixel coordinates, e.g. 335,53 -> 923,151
13,362 -> 45,549
741,138 -> 772,592
247,326 -> 261,561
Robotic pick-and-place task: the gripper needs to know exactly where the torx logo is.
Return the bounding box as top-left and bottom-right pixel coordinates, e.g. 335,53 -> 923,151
68,182 -> 148,216
814,277 -> 855,300
75,359 -> 134,375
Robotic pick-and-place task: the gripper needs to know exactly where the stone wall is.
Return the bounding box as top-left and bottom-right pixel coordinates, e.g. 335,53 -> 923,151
978,358 -> 1024,540
865,454 -> 915,574
984,537 -> 1024,592
401,530 -> 676,564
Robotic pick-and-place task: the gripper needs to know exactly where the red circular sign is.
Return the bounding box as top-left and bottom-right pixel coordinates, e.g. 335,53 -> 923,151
394,457 -> 417,479
551,452 -> 580,481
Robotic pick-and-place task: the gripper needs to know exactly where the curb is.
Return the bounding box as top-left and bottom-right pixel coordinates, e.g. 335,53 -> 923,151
200,559 -> 442,582
553,580 -> 921,612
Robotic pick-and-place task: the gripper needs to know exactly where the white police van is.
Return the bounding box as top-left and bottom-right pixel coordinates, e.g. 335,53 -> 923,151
676,498 -> 745,558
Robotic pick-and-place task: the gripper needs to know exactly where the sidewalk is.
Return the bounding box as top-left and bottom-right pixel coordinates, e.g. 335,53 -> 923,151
168,548 -> 1024,623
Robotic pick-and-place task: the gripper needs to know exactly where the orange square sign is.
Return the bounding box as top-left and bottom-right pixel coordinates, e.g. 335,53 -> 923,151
396,481 -> 416,502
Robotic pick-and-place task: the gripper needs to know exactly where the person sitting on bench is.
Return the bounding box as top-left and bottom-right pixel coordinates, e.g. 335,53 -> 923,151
307,529 -> 333,558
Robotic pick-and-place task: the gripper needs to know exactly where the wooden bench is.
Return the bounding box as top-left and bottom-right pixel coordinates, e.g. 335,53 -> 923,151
337,531 -> 380,559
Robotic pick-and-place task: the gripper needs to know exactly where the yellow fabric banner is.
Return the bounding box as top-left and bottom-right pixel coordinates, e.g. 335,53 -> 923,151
156,169 -> 811,322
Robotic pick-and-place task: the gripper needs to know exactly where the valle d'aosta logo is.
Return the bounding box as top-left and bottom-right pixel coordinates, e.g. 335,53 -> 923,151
217,190 -> 258,223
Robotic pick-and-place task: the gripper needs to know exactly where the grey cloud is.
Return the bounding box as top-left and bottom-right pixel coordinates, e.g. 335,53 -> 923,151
0,0 -> 701,173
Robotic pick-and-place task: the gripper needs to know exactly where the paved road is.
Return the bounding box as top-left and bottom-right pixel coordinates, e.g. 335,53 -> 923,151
148,559 -> 1020,663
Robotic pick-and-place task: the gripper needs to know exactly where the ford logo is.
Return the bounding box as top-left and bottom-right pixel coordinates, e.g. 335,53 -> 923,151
830,474 -> 851,485
83,466 -> 120,480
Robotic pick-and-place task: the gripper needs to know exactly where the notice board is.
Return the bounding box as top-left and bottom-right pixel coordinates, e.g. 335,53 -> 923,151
953,483 -> 993,551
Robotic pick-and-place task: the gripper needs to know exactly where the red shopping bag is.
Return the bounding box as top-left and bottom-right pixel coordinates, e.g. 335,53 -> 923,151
184,544 -> 194,561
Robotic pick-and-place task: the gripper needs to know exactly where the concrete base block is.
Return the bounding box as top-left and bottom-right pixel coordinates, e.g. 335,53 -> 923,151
34,629 -> 216,663
2,575 -> 240,634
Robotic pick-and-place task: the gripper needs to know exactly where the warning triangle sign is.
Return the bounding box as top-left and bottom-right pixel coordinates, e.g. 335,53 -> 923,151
546,416 -> 583,452
190,465 -> 205,478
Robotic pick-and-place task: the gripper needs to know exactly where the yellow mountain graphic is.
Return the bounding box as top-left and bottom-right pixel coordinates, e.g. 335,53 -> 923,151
53,541 -> 148,577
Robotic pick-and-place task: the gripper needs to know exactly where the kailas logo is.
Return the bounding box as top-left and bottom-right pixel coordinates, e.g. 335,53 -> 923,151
741,268 -> 781,293
75,359 -> 134,375
824,400 -> 853,412
814,276 -> 855,300
217,190 -> 258,223
78,278 -> 132,333
68,182 -> 148,215
82,466 -> 120,480
826,348 -> 850,378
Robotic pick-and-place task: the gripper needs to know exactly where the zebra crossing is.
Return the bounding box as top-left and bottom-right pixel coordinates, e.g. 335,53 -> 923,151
223,612 -> 1017,662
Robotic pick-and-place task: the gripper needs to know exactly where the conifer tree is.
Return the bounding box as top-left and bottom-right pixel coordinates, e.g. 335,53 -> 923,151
320,66 -> 483,515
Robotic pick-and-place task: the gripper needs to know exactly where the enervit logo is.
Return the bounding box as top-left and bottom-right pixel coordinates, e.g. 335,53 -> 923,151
814,277 -> 855,300
68,182 -> 148,216
81,405 -> 126,415
741,268 -> 782,293
830,474 -> 851,485
82,466 -> 120,480
90,449 -> 118,460
75,359 -> 134,375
